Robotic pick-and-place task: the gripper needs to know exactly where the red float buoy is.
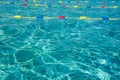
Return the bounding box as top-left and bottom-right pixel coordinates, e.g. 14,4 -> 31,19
100,6 -> 105,8
22,3 -> 27,6
58,16 -> 65,19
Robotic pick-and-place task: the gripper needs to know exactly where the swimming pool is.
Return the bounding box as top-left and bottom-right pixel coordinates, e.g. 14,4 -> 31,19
0,0 -> 120,80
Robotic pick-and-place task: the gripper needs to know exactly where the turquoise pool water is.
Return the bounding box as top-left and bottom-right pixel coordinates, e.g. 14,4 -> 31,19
0,0 -> 120,80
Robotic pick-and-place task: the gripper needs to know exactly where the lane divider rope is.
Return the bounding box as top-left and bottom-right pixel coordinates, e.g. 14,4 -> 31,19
1,15 -> 119,21
0,1 -> 119,9
0,1 -> 118,4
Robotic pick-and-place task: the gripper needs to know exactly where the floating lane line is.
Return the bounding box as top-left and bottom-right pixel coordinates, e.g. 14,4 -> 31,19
0,1 -> 120,9
3,15 -> 118,21
0,1 -> 119,4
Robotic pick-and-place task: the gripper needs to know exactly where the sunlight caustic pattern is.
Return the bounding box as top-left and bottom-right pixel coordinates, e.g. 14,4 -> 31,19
0,0 -> 120,80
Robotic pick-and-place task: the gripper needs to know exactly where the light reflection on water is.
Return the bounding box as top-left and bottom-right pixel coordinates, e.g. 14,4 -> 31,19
0,0 -> 120,80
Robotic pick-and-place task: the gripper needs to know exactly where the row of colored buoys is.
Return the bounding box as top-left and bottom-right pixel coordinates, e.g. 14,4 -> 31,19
0,0 -> 119,9
0,0 -> 118,4
10,15 -> 120,21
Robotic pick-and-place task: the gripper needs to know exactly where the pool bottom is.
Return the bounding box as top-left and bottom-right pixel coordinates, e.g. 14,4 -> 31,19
0,19 -> 120,80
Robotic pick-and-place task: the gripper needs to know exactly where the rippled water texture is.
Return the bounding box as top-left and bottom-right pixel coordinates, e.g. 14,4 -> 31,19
0,0 -> 120,80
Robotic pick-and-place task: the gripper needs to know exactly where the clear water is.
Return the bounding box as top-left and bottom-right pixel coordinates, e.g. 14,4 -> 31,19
0,0 -> 120,80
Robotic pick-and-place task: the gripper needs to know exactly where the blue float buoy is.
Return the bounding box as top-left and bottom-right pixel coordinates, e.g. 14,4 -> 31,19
102,17 -> 109,20
36,15 -> 43,19
10,2 -> 14,5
